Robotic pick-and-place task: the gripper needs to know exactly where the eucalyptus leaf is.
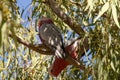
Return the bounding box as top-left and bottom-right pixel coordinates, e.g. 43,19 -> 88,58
94,2 -> 109,23
111,2 -> 120,28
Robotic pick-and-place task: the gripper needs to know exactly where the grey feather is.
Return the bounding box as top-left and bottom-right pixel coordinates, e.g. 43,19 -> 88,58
39,23 -> 65,58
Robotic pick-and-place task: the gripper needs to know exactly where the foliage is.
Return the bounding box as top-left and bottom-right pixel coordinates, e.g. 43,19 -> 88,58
0,0 -> 120,80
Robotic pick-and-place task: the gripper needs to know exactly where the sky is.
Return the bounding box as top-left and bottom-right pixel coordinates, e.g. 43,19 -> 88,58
16,0 -> 32,27
17,0 -> 32,10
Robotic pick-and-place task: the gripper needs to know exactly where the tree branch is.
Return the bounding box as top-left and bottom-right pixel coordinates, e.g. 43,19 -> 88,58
9,33 -> 90,70
9,34 -> 54,55
45,0 -> 85,36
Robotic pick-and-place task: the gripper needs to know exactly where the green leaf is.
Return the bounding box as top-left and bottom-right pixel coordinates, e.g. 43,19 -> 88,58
110,61 -> 116,71
0,22 -> 7,48
0,68 -> 6,72
0,28 -> 2,47
108,33 -> 111,47
5,58 -> 11,68
94,2 -> 109,23
0,11 -> 2,47
111,2 -> 120,28
0,11 -> 2,26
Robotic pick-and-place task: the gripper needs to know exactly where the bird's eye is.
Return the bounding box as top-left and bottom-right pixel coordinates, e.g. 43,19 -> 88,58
51,69 -> 53,72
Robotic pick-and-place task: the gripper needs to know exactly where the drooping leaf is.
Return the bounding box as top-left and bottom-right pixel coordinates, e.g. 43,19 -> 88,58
94,2 -> 109,23
111,2 -> 120,28
111,61 -> 116,71
0,68 -> 6,72
108,33 -> 111,47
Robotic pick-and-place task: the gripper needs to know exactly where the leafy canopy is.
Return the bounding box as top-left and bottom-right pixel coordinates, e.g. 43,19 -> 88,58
0,0 -> 120,80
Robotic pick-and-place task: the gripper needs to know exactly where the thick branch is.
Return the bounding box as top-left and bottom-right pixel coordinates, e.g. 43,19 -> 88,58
9,34 -> 53,55
45,0 -> 85,36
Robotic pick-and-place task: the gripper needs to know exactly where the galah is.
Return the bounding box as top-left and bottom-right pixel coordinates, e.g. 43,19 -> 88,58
48,39 -> 79,77
38,17 -> 66,58
38,17 -> 84,77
